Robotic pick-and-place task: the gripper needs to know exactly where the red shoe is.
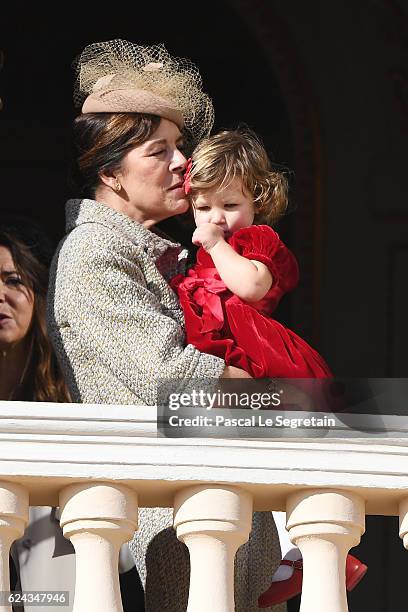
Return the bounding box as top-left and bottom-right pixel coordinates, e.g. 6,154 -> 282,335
258,554 -> 368,608
345,554 -> 368,591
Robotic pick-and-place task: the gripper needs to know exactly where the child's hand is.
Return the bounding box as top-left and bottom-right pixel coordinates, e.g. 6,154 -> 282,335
192,223 -> 225,251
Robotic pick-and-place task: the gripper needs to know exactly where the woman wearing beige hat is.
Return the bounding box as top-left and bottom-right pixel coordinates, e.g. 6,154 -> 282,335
47,39 -> 280,611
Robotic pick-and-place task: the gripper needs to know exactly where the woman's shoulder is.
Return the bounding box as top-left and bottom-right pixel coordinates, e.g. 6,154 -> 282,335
49,225 -> 145,304
60,221 -> 139,266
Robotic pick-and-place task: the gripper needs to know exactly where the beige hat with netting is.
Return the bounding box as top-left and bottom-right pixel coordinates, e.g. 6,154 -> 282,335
73,39 -> 215,143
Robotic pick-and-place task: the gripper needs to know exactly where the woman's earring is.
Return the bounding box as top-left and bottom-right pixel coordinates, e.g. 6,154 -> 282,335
114,181 -> 121,192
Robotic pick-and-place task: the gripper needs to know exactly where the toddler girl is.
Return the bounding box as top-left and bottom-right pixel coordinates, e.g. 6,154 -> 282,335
170,127 -> 367,606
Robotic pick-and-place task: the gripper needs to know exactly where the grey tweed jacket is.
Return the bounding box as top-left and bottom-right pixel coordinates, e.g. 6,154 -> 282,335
47,199 -> 281,612
47,199 -> 225,404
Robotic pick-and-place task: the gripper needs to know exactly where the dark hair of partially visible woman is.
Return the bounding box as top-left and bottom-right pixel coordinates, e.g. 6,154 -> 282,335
70,112 -> 161,197
0,230 -> 70,402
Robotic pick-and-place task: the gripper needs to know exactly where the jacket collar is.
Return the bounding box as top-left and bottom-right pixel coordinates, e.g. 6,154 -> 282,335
65,199 -> 182,259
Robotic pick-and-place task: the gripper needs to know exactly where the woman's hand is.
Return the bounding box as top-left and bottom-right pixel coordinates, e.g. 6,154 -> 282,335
221,365 -> 252,378
192,223 -> 225,251
216,365 -> 252,408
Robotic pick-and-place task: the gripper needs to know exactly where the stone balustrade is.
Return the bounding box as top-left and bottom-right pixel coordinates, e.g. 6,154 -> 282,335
1,401 -> 408,611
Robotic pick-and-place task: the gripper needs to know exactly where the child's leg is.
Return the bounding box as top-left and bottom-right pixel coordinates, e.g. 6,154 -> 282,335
272,511 -> 302,581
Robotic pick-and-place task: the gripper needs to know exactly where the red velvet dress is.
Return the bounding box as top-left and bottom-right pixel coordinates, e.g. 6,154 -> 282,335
170,225 -> 332,378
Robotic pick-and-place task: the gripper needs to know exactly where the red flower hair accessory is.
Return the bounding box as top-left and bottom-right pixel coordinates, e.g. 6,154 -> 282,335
184,158 -> 193,195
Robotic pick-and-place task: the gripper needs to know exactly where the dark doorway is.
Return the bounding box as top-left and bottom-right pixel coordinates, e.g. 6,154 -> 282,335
0,2 -> 293,238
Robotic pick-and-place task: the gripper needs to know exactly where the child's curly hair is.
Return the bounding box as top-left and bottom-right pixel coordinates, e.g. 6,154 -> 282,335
188,126 -> 288,225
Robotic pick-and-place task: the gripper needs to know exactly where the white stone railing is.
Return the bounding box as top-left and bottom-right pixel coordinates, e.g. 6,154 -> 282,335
1,401 -> 408,612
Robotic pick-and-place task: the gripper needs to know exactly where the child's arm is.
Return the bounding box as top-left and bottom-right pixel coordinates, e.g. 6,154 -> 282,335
192,223 -> 273,302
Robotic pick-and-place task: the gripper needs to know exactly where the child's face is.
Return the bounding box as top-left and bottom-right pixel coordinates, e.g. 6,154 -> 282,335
192,178 -> 255,237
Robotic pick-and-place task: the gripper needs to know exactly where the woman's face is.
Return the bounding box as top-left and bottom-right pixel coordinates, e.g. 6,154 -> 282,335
116,118 -> 188,226
0,246 -> 34,350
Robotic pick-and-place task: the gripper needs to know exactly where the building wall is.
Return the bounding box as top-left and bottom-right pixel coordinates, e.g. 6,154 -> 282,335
235,2 -> 408,610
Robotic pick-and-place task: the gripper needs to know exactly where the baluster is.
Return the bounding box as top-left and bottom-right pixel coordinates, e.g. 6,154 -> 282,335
60,483 -> 138,612
398,498 -> 408,552
0,482 -> 28,612
286,489 -> 365,612
174,485 -> 252,612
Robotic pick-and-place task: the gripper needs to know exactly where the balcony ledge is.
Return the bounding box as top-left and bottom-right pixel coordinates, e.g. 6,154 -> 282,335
1,401 -> 407,514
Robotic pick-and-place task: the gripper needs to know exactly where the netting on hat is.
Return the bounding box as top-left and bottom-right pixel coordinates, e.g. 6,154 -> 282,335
73,39 -> 214,143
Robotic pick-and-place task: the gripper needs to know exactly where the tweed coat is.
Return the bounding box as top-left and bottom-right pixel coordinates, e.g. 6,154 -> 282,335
47,199 -> 225,404
47,199 -> 281,611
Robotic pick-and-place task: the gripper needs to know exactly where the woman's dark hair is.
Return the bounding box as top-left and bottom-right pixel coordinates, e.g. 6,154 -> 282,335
0,228 -> 70,402
70,112 -> 161,197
